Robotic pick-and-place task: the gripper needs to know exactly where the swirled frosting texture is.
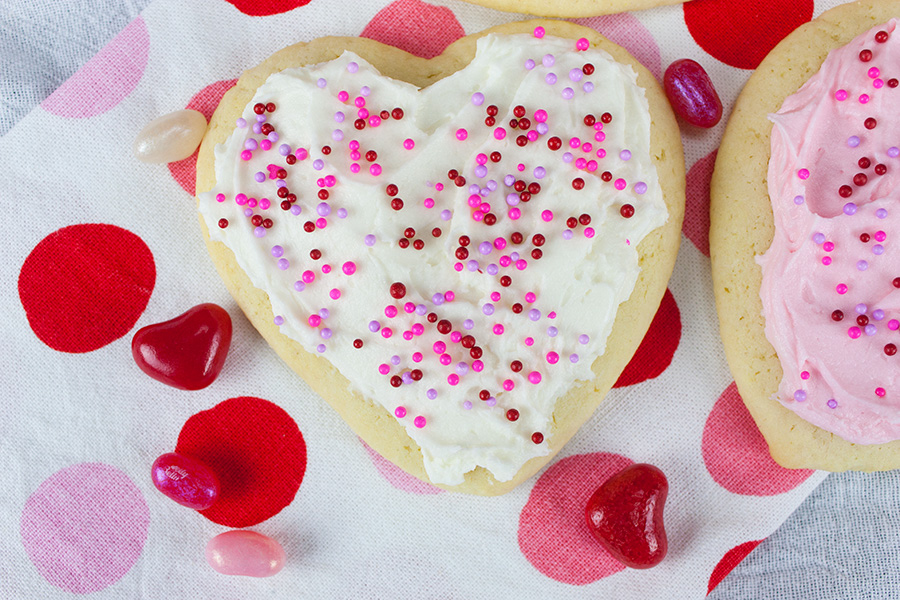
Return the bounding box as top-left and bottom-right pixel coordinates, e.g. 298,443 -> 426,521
199,34 -> 666,484
762,20 -> 900,444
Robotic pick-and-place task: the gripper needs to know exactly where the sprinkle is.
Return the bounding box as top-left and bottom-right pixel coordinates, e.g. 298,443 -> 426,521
848,326 -> 861,339
847,136 -> 860,147
545,73 -> 557,85
528,371 -> 542,384
835,89 -> 848,101
794,195 -> 805,205
277,259 -> 289,272
316,344 -> 326,353
456,128 -> 468,141
797,168 -> 810,179
414,416 -> 426,429
876,388 -> 887,397
547,326 -> 558,337
793,390 -> 807,402
274,315 -> 284,326
493,324 -> 505,335
836,283 -> 848,294
364,234 -> 376,247
533,26 -> 545,38
525,59 -> 536,70
827,399 -> 838,409
843,203 -> 858,215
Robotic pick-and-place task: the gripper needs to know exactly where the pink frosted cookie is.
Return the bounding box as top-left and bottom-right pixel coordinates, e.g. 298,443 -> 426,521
196,20 -> 684,494
711,0 -> 900,471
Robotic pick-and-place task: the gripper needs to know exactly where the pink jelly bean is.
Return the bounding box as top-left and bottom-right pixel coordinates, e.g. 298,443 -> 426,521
151,452 -> 219,510
206,530 -> 286,577
663,59 -> 722,128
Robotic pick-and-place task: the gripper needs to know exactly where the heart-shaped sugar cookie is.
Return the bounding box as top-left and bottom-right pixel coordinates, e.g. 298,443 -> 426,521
196,20 -> 684,495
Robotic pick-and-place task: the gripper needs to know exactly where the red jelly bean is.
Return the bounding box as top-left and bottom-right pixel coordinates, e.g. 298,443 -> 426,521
585,463 -> 669,569
131,303 -> 232,390
151,452 -> 219,510
663,59 -> 723,128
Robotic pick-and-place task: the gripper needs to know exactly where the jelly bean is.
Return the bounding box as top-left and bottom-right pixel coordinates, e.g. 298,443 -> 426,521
663,59 -> 722,128
585,463 -> 669,569
132,303 -> 232,390
206,530 -> 286,577
151,452 -> 219,510
133,109 -> 208,163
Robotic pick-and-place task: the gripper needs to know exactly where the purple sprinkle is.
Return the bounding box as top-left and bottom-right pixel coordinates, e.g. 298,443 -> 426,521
432,293 -> 445,305
528,309 -> 541,321
889,147 -> 900,158
583,82 -> 594,93
391,355 -> 401,366
347,61 -> 359,73
510,252 -> 519,261
506,193 -> 520,206
487,180 -> 498,191
873,309 -> 885,321
467,260 -> 479,272
525,59 -> 536,70
486,397 -> 497,407
537,122 -> 549,135
843,202 -> 857,215
256,114 -> 266,123
317,202 -> 331,216
562,230 -> 574,240
236,118 -> 247,128
401,372 -> 413,384
793,195 -> 804,205
441,210 -> 452,221
254,172 -> 266,183
482,303 -> 495,316
321,328 -> 332,340
316,344 -> 326,353
474,165 -> 488,178
254,226 -> 266,238
364,234 -> 376,246
486,264 -> 499,276
271,245 -> 284,258
462,401 -> 472,410
480,187 -> 490,197
331,129 -> 344,142
504,174 -> 516,186
827,399 -> 838,409
463,319 -> 474,330
812,232 -> 826,244
277,258 -> 289,270
274,315 -> 284,326
858,260 -> 869,271
456,362 -> 469,375
547,326 -> 558,337
874,244 -> 885,255
334,112 -> 345,123
856,303 -> 868,314
865,324 -> 877,336
245,139 -> 258,150
620,150 -> 632,161
794,390 -> 807,402
468,184 -> 480,194
847,136 -> 860,147
471,92 -> 485,105
479,241 -> 492,255
252,123 -> 262,134
290,205 -> 302,215
337,208 -> 348,218
268,131 -> 279,143
635,182 -> 648,195
542,54 -> 555,67
579,334 -> 589,344
534,166 -> 546,179
317,78 -> 327,88
569,354 -> 579,363
279,144 -> 291,156
561,87 -> 574,99
877,208 -> 888,218
569,68 -> 583,82
319,308 -> 329,319
293,281 -> 305,291
360,86 -> 371,96
313,159 -> 325,170
427,389 -> 438,400
368,321 -> 380,332
545,73 -> 557,85
562,152 -> 573,163
276,180 -> 287,188
416,304 -> 427,315
243,208 -> 253,217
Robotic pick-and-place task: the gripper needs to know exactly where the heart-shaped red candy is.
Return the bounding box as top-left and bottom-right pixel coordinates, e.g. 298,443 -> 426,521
585,463 -> 669,569
132,303 -> 232,390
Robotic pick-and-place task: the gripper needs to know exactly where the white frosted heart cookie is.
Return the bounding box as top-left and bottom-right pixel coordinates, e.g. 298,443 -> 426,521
711,0 -> 900,471
196,20 -> 684,495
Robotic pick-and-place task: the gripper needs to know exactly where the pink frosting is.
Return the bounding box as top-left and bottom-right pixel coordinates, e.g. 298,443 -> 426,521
760,20 -> 900,444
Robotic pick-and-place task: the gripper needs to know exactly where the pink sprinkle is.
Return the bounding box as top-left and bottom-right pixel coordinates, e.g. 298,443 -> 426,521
516,259 -> 527,270
473,211 -> 485,222
494,237 -> 507,250
822,256 -> 832,266
876,387 -> 886,397
358,108 -> 369,120
247,198 -> 258,208
349,141 -> 360,151
354,96 -> 365,108
534,26 -> 545,38
848,327 -> 861,339
518,163 -> 525,172
316,218 -> 327,229
342,261 -> 357,275
435,183 -> 444,191
582,142 -> 592,152
402,331 -> 413,340
546,352 -> 559,364
450,331 -> 462,343
534,109 -> 548,122
528,371 -> 542,384
868,67 -> 880,78
454,262 -> 464,272
308,315 -> 321,327
798,168 -> 810,179
216,193 -> 225,202
494,128 -> 507,140
412,352 -> 423,362
414,416 -> 426,428
499,255 -> 512,268
575,158 -> 587,169
595,132 -> 606,143
302,270 -> 315,283
395,406 -> 406,418
381,328 -> 393,338
350,163 -> 360,173
503,379 -> 515,391
576,37 -> 589,51
586,160 -> 598,172
370,164 -> 382,176
491,292 -> 501,302
412,324 -> 424,336
874,79 -> 884,89
259,198 -> 271,210
823,241 -> 834,252
385,305 -> 398,318
509,208 -> 521,220
472,360 -> 484,372
836,283 -> 848,295
440,353 -> 452,365
324,175 -> 336,187
468,195 -> 481,208
584,227 -> 595,238
596,149 -> 606,158
369,116 -> 381,128
801,371 -> 810,380
321,264 -> 332,274
404,302 -> 416,313
875,230 -> 887,242
859,94 -> 870,104
403,138 -> 415,150
476,153 -> 488,165
338,91 -> 349,102
424,198 -> 435,208
447,374 -> 459,386
569,137 -> 581,149
433,341 -> 446,354
527,130 -> 539,141
296,148 -> 308,160
541,210 -> 553,222
548,311 -> 556,319
493,324 -> 505,335
329,288 -> 341,300
525,337 -> 534,346
378,364 -> 390,375
835,89 -> 848,101
525,292 -> 536,303
614,179 -> 627,190
240,150 -> 252,161
445,291 -> 455,302
889,319 -> 900,331
456,128 -> 468,141
260,140 -> 272,151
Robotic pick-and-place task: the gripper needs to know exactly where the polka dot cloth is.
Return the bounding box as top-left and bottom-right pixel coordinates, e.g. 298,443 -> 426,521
2,0 -> 838,597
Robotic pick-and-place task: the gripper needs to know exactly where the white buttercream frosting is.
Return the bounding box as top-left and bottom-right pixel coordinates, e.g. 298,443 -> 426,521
199,33 -> 666,484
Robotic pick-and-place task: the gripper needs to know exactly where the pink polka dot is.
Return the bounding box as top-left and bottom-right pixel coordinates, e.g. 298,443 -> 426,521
703,382 -> 814,495
519,453 -> 633,584
41,17 -> 149,118
361,0 -> 465,60
684,149 -> 717,256
360,439 -> 444,494
168,79 -> 238,196
708,539 -> 764,594
20,463 -> 149,594
571,14 -> 662,81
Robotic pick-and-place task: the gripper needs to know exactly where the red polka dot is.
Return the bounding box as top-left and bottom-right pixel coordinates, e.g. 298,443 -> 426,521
223,0 -> 311,16
684,0 -> 813,70
18,224 -> 155,353
168,79 -> 238,196
41,17 -> 149,118
614,288 -> 681,388
707,539 -> 764,594
684,149 -> 717,256
360,439 -> 443,495
703,382 -> 814,495
571,14 -> 663,80
518,453 -> 633,584
361,0 -> 465,60
176,396 -> 306,527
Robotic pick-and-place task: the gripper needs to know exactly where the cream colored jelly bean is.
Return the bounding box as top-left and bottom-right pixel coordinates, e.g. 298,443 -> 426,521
133,109 -> 208,163
205,530 -> 286,577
